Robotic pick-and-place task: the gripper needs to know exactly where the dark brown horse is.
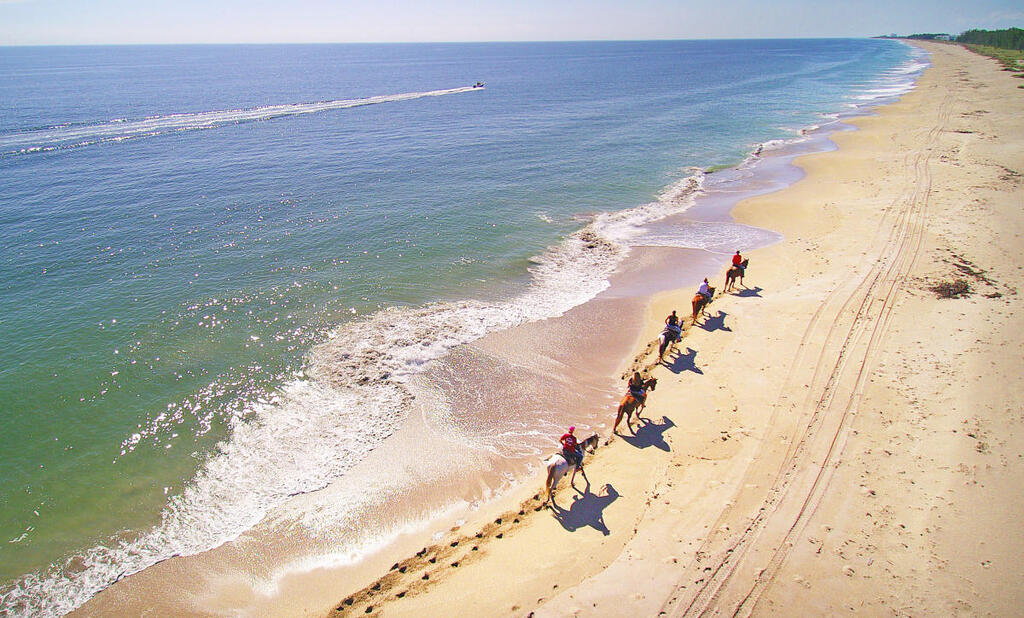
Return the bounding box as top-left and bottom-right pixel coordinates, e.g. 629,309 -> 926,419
658,324 -> 683,361
724,258 -> 749,292
691,286 -> 716,322
614,377 -> 657,433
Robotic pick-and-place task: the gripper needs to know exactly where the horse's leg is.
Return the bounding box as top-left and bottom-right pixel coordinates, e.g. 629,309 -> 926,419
545,465 -> 556,503
613,402 -> 626,433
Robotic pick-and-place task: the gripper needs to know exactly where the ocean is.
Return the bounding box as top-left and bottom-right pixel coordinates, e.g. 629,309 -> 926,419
0,39 -> 926,614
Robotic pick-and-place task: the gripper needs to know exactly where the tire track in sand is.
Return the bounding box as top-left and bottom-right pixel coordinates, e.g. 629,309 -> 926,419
659,79 -> 953,618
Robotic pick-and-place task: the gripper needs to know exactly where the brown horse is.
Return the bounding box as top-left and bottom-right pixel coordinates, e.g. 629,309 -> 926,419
691,286 -> 716,322
613,377 -> 657,433
724,258 -> 749,292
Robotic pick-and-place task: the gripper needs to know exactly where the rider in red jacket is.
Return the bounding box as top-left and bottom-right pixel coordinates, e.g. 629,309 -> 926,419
560,426 -> 582,468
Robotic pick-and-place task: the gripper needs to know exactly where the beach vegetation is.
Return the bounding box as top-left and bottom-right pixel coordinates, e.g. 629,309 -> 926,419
963,44 -> 1024,76
929,278 -> 971,299
954,28 -> 1024,82
890,28 -> 1024,82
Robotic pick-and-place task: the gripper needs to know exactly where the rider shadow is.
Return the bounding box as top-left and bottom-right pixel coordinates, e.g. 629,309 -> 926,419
736,286 -> 763,298
620,416 -> 674,452
700,311 -> 731,333
550,483 -> 618,535
663,346 -> 703,375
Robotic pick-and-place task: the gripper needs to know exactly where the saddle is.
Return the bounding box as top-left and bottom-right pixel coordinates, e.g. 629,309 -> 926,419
561,447 -> 583,468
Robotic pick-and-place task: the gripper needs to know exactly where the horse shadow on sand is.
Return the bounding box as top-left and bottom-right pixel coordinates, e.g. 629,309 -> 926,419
735,285 -> 763,298
550,483 -> 619,535
618,415 -> 674,452
662,346 -> 703,375
699,310 -> 731,333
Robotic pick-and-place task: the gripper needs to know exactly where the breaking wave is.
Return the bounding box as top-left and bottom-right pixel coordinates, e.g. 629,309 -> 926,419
0,171 -> 705,617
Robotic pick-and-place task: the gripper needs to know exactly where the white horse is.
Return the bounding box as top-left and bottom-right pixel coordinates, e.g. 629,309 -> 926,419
544,434 -> 599,504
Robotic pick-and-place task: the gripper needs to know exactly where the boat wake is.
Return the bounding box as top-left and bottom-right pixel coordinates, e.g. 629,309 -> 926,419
0,86 -> 481,157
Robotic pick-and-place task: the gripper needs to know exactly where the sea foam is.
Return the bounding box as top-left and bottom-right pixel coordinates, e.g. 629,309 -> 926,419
0,170 -> 706,617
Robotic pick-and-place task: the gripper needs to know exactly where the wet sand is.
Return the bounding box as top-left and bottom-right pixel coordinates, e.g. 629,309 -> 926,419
315,41 -> 1024,617
74,40 -> 1024,616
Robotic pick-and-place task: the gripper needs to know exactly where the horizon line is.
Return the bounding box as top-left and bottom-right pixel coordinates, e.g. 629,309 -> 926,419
0,35 -> 902,48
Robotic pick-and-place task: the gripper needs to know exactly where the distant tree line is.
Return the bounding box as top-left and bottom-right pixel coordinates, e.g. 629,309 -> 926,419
955,28 -> 1024,50
904,33 -> 953,41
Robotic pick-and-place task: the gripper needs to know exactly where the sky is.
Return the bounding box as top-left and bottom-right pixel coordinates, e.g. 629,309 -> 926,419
1,0 -> 1022,46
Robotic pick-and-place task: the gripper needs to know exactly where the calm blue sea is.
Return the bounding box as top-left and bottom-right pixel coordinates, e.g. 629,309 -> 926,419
0,39 -> 925,614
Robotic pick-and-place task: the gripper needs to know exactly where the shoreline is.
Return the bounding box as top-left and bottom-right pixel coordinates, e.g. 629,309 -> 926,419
63,43 -> 939,617
321,40 -> 1024,617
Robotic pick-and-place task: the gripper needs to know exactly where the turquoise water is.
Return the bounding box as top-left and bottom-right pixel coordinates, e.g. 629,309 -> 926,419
0,39 -> 925,614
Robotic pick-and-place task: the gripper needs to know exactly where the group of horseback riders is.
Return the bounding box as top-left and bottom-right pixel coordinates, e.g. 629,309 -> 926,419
556,250 -> 748,471
666,250 -> 746,347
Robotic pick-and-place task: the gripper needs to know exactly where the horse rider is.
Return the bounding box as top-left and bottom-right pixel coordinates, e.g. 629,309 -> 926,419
664,310 -> 682,342
560,426 -> 583,469
732,250 -> 745,273
698,278 -> 713,302
628,371 -> 648,407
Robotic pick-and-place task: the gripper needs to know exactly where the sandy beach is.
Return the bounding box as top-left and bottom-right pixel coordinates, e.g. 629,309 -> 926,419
314,41 -> 1024,617
68,40 -> 1024,617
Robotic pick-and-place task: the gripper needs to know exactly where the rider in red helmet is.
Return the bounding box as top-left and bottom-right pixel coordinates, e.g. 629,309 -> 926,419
560,426 -> 583,469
